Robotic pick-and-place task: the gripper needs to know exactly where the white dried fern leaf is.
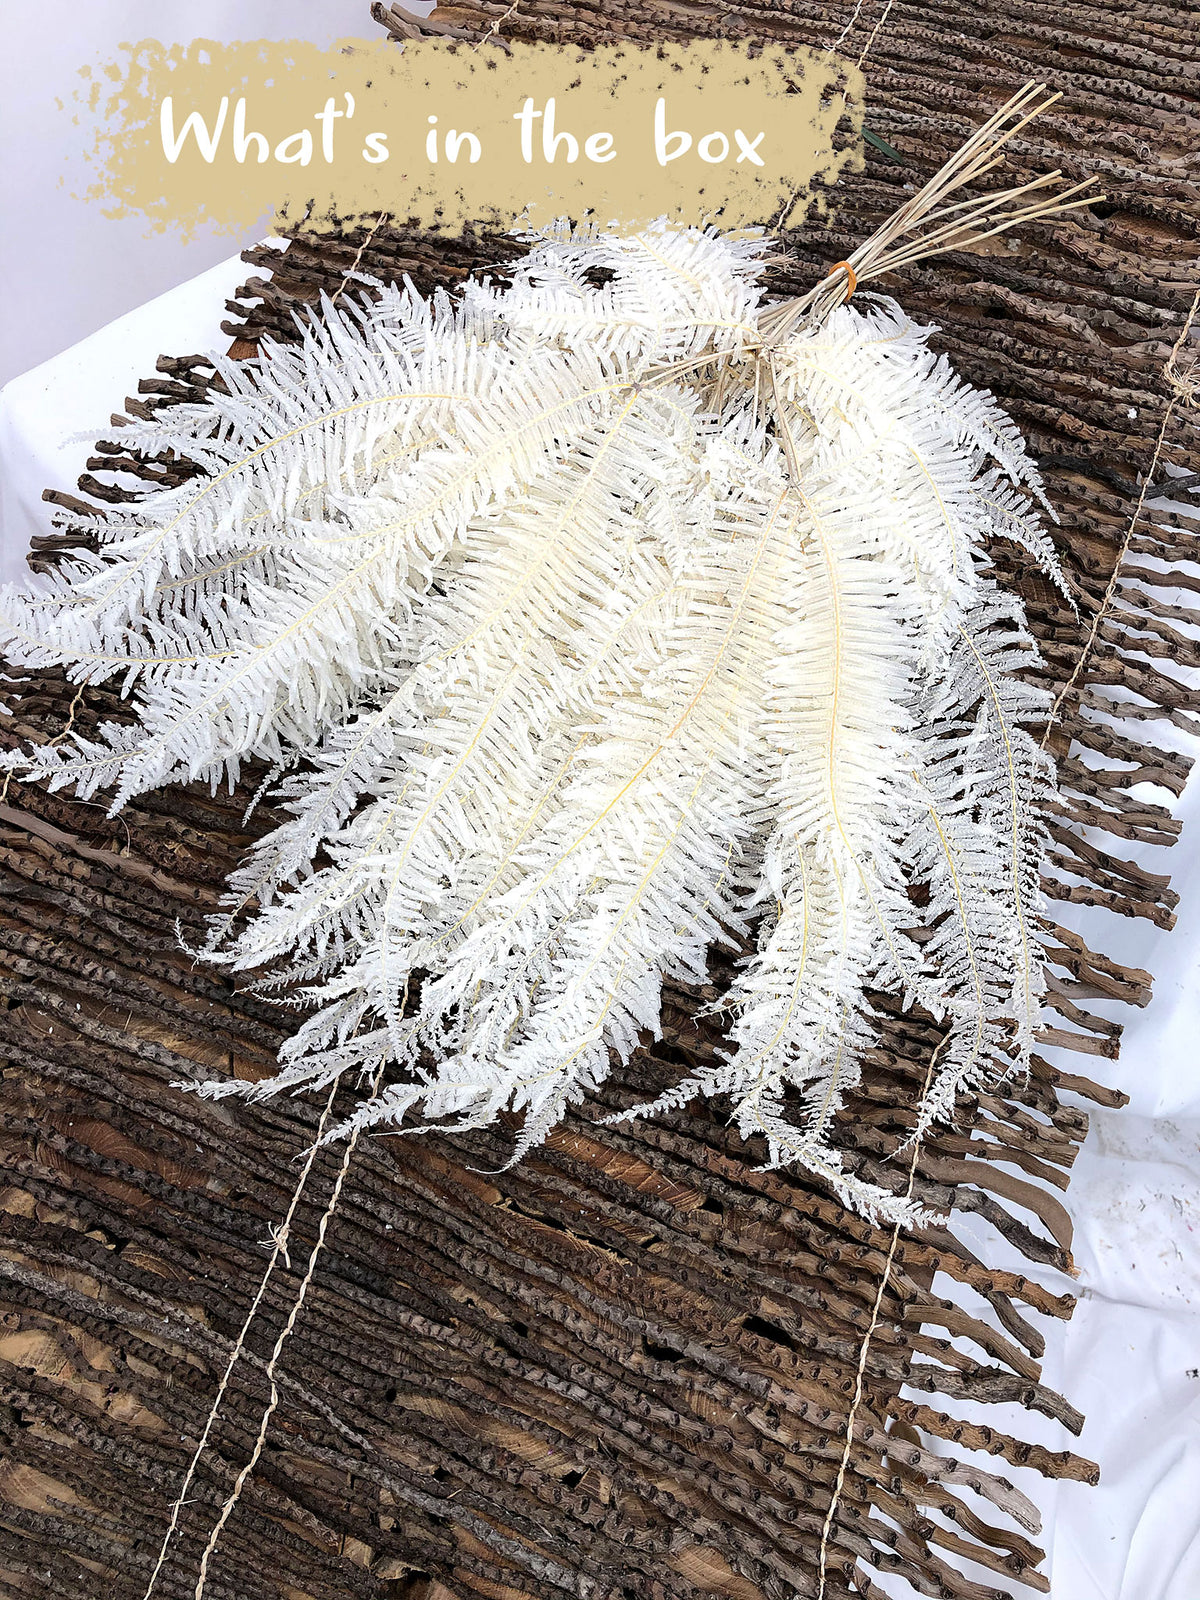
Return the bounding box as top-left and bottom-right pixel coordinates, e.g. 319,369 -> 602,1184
0,221 -> 1063,1227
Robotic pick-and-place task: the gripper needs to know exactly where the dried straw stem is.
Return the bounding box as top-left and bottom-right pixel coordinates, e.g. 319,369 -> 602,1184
759,82 -> 1101,340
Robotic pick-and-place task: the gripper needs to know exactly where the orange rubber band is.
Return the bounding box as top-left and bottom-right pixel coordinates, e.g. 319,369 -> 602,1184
828,260 -> 857,299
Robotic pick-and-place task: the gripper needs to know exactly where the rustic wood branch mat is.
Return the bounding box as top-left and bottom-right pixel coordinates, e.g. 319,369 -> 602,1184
2,3 -> 1198,1598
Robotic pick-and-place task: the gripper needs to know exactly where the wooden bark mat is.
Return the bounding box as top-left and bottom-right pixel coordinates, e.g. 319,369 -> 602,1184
2,4 -> 1198,1598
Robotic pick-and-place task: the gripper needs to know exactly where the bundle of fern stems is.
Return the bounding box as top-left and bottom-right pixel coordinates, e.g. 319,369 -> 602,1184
0,86 -> 1095,1224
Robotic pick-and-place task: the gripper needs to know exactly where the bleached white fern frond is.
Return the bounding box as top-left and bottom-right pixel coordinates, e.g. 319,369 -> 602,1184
0,217 -> 1065,1227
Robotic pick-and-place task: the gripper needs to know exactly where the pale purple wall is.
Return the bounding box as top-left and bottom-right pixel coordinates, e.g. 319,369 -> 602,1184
0,1 -> 435,385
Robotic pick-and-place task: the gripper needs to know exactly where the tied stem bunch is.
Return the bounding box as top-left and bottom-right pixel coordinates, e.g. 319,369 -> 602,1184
0,87 -> 1091,1223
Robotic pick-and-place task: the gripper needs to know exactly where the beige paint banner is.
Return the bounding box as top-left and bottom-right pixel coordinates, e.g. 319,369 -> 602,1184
74,38 -> 864,237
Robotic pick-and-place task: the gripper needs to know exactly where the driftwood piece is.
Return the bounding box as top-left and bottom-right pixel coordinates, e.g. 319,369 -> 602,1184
2,2 -> 1198,1597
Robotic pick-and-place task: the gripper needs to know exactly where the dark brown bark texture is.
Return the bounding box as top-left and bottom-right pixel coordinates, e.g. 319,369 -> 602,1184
2,3 -> 1198,1598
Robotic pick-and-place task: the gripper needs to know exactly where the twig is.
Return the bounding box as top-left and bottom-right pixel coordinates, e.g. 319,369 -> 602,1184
1153,469 -> 1199,496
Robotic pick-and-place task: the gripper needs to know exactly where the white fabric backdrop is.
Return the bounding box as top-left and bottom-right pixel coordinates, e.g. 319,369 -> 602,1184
0,254 -> 1197,1599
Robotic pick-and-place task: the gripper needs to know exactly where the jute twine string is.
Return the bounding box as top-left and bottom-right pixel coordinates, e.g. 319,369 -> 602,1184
828,0 -> 892,61
0,682 -> 88,804
813,1043 -> 943,1599
146,1036 -> 385,1597
144,214 -> 395,1585
474,0 -> 522,47
1042,288 -> 1200,749
828,0 -> 868,53
142,1078 -> 342,1599
191,1060 -> 387,1600
330,210 -> 391,306
856,0 -> 894,69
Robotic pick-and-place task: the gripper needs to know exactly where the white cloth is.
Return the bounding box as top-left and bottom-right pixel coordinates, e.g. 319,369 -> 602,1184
1036,749 -> 1200,1600
0,255 -> 1196,1599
